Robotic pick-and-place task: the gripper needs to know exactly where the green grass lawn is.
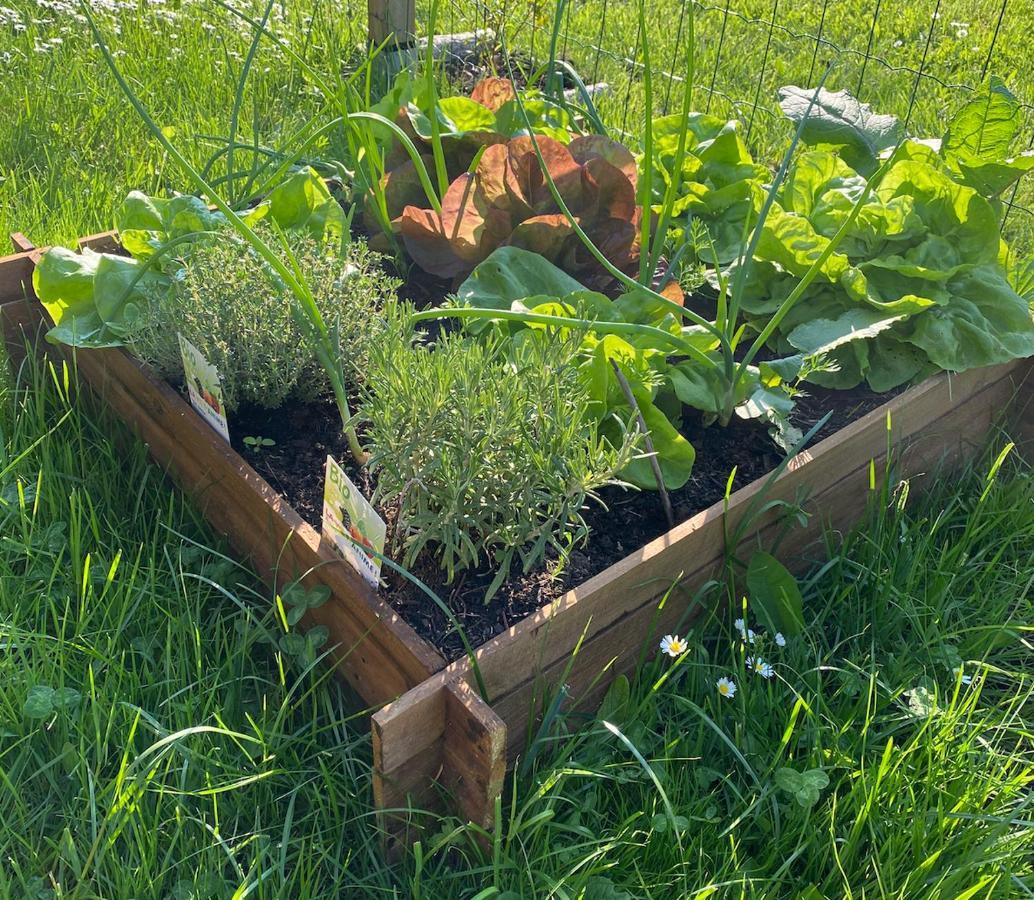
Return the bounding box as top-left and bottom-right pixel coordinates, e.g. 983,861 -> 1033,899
2,0 -> 1034,894
2,0 -> 1032,250
2,351 -> 1032,896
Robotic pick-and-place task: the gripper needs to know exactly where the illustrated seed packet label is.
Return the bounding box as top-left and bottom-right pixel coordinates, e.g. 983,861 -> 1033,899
322,455 -> 386,589
178,334 -> 230,444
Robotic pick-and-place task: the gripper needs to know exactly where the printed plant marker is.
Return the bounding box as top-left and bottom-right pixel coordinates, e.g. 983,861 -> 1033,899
322,455 -> 387,589
178,334 -> 229,443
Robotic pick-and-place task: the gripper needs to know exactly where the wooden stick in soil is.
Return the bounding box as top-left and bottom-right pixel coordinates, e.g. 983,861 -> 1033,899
610,360 -> 675,530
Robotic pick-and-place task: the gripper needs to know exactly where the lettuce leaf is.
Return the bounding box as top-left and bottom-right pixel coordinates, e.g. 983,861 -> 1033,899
744,148 -> 1034,391
36,168 -> 342,349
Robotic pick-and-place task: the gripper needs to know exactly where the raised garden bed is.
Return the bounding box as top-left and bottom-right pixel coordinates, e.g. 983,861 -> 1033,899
3,233 -> 1031,840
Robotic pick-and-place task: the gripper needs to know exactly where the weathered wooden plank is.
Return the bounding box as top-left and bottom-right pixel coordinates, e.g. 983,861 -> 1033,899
78,231 -> 120,253
9,233 -> 34,253
0,251 -> 36,304
368,0 -> 415,44
371,681 -> 504,846
1,299 -> 47,370
442,681 -> 506,830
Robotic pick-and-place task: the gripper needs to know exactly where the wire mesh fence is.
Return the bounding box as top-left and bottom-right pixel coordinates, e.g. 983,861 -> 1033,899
422,0 -> 1034,249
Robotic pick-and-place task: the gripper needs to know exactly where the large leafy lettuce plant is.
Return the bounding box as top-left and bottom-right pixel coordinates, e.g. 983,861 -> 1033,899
397,133 -> 641,284
734,79 -> 1034,391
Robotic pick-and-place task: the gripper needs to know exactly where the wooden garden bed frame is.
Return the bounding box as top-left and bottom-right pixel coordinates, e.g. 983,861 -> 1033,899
3,233 -> 1032,841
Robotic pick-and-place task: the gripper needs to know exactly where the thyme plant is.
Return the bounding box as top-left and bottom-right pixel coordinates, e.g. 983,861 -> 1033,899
132,234 -> 398,412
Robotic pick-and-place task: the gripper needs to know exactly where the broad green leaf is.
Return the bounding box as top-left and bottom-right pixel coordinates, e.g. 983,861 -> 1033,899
775,766 -> 829,808
746,551 -> 805,635
456,247 -> 587,310
307,625 -> 329,648
951,152 -> 1034,198
52,687 -> 81,709
777,86 -> 903,175
862,334 -> 931,392
93,253 -> 167,333
756,203 -> 852,283
305,584 -> 331,608
668,360 -> 723,414
116,192 -> 223,258
267,167 -> 345,242
23,685 -> 55,719
597,675 -> 631,724
906,266 -> 1034,371
582,876 -> 633,900
942,76 -> 1022,163
786,307 -> 908,355
620,383 -> 696,491
33,246 -> 100,322
408,96 -> 497,138
279,633 -> 307,656
877,160 -> 1000,268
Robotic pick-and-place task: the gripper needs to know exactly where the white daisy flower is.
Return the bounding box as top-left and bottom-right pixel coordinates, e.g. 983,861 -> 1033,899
774,632 -> 787,647
659,634 -> 687,658
734,618 -> 757,644
716,677 -> 737,699
755,660 -> 775,679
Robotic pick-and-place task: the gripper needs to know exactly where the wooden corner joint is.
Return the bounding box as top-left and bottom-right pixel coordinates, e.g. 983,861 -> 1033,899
370,674 -> 507,840
9,233 -> 34,254
442,680 -> 507,830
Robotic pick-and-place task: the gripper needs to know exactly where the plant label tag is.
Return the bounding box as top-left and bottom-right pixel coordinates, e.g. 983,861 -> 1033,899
322,455 -> 386,589
178,334 -> 230,444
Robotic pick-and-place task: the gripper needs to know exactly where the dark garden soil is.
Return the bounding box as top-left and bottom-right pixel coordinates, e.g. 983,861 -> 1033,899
227,380 -> 900,661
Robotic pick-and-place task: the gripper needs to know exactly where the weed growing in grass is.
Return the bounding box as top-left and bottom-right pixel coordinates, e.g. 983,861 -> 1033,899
131,232 -> 398,412
362,316 -> 638,592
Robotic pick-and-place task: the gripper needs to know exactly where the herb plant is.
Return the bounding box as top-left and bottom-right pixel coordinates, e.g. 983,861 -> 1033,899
131,233 -> 397,412
361,314 -> 637,594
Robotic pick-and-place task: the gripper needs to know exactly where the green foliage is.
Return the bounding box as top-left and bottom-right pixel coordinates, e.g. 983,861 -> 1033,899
360,315 -> 637,590
130,232 -> 397,412
781,78 -> 1034,201
774,767 -> 830,808
33,168 -> 345,350
745,550 -> 805,636
441,248 -> 701,488
778,85 -> 904,176
739,145 -> 1034,391
644,112 -> 766,263
940,76 -> 1034,198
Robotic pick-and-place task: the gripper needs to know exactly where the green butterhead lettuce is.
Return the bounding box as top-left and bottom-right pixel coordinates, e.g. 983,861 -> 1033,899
741,148 -> 1034,390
